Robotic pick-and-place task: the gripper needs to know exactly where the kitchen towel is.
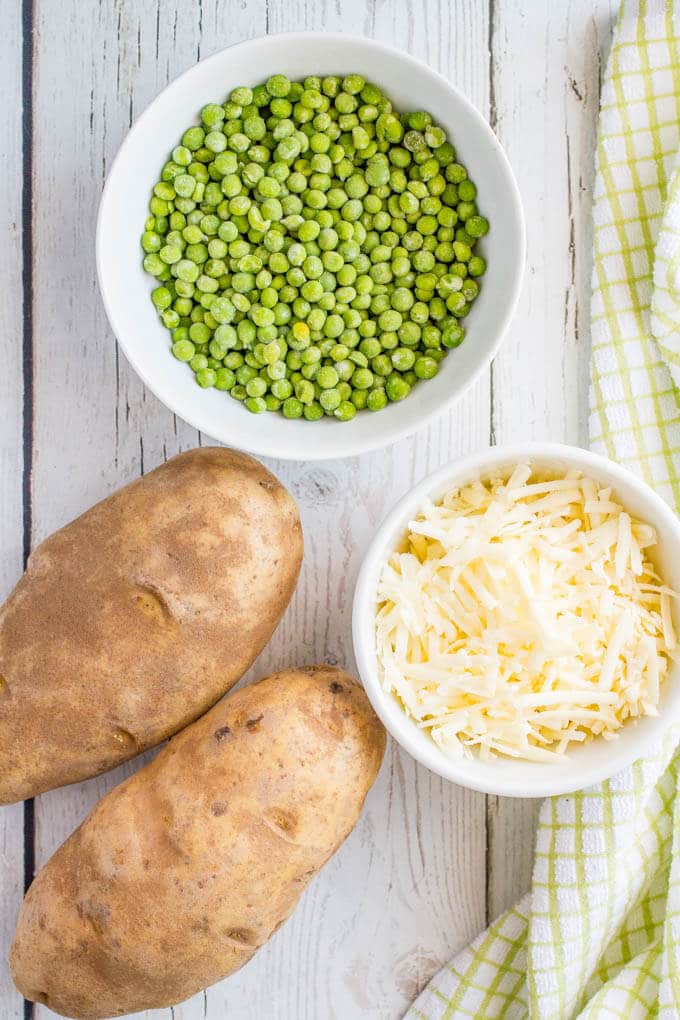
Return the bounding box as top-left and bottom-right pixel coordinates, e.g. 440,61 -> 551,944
406,1 -> 680,1017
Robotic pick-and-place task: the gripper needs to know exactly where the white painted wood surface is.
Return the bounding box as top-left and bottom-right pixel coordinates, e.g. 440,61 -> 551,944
0,2 -> 617,1018
0,3 -> 27,1018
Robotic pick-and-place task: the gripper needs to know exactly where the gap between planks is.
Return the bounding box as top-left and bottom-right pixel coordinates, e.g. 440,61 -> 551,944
21,0 -> 35,1016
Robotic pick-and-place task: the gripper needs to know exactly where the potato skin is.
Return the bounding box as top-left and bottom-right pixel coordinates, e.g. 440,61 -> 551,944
0,447 -> 302,803
10,665 -> 386,1018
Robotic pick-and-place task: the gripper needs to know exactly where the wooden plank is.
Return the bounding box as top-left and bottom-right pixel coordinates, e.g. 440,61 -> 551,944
485,0 -> 617,920
28,2 -> 262,1018
215,3 -> 492,1017
0,1 -> 29,1016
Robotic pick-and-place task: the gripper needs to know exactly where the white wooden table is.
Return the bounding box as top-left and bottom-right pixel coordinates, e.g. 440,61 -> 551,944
0,2 -> 617,1017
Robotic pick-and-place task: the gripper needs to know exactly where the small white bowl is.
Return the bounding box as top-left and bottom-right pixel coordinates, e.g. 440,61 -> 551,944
97,32 -> 525,461
353,443 -> 680,797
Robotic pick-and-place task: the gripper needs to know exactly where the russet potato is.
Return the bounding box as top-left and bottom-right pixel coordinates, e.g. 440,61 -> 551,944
0,446 -> 302,803
10,665 -> 386,1018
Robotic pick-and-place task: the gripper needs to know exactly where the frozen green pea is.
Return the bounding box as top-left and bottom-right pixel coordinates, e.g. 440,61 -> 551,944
151,286 -> 173,310
182,126 -> 205,151
386,375 -> 411,401
295,379 -> 315,404
414,356 -> 438,379
352,368 -> 373,390
404,130 -> 426,153
189,322 -> 211,345
189,353 -> 208,372
172,339 -> 195,361
324,314 -> 344,338
316,365 -> 339,389
334,400 -> 356,421
141,230 -> 162,253
196,367 -> 216,388
462,279 -> 479,301
246,377 -> 267,398
174,173 -> 196,198
359,338 -> 381,359
201,104 -> 224,129
446,291 -> 467,314
270,378 -> 293,400
367,388 -> 388,411
282,396 -> 304,418
215,367 -> 236,390
267,360 -> 287,381
159,245 -> 182,265
161,308 -> 180,329
391,347 -> 415,371
318,388 -> 341,412
442,321 -> 465,348
371,354 -> 392,377
466,215 -> 489,238
173,145 -> 192,166
304,400 -> 324,420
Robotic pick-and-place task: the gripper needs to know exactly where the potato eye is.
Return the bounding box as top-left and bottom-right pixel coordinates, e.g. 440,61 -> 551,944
263,806 -> 298,841
111,729 -> 136,752
225,927 -> 258,948
133,588 -> 170,624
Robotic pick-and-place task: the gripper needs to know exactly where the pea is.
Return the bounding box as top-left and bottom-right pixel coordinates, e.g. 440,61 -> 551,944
414,356 -> 438,379
151,286 -> 172,310
212,367 -> 234,391
282,396 -> 304,418
295,379 -> 315,404
466,215 -> 489,238
352,368 -> 373,390
391,347 -> 415,371
196,367 -> 216,388
316,366 -> 339,389
442,322 -> 465,349
304,400 -> 324,420
334,400 -> 356,421
386,375 -> 411,401
367,388 -> 388,411
172,339 -> 195,362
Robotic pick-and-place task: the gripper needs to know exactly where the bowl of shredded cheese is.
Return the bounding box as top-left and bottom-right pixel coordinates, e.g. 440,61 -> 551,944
353,443 -> 680,796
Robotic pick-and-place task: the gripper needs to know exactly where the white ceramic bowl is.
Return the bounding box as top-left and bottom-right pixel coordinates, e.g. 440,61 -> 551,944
97,32 -> 525,461
353,443 -> 680,797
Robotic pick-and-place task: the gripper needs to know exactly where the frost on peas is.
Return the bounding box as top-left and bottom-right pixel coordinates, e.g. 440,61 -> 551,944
142,73 -> 488,419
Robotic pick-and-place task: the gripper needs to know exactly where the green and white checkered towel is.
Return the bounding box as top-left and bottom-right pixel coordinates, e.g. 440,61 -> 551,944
406,2 -> 680,1018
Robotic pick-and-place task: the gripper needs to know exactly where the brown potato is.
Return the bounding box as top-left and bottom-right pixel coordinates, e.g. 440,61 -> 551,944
0,447 -> 302,803
10,665 -> 386,1018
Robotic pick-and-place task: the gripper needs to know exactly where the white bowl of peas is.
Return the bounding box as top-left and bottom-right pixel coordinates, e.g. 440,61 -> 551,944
97,32 -> 525,461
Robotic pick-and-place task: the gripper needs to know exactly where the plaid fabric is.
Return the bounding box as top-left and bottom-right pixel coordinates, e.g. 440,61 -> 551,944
405,2 -> 680,1018
590,0 -> 680,499
652,151 -> 680,390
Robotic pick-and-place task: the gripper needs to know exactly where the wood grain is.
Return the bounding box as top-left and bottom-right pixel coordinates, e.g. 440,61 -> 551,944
0,2 -> 27,1017
0,0 -> 613,1017
225,4 -> 492,1017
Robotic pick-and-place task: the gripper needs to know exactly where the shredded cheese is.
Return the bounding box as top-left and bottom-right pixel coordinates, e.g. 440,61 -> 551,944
375,464 -> 677,761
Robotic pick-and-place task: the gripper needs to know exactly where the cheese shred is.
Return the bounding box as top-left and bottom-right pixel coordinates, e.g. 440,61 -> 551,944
375,464 -> 677,762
